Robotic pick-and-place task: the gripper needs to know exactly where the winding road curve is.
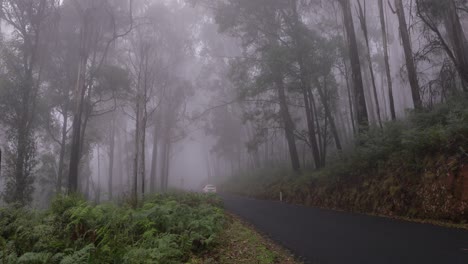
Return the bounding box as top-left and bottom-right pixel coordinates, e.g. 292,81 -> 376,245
221,194 -> 468,264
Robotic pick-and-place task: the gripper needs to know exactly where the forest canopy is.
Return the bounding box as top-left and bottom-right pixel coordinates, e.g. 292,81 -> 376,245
0,0 -> 467,207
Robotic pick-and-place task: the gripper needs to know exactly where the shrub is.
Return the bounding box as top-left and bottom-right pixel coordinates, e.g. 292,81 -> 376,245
0,193 -> 225,264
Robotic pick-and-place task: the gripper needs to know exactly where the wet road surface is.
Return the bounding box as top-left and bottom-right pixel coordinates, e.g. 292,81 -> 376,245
222,194 -> 468,264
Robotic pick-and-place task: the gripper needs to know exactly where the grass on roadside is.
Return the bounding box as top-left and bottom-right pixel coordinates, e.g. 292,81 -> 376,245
190,214 -> 300,264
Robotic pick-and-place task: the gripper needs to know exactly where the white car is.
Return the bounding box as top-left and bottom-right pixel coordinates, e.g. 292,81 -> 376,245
202,184 -> 217,193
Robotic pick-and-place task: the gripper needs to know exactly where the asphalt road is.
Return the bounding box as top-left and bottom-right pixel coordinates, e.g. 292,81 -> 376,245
221,194 -> 468,264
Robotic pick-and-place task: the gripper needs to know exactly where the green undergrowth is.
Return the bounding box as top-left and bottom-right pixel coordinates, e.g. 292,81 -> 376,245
222,96 -> 468,224
0,193 -> 224,263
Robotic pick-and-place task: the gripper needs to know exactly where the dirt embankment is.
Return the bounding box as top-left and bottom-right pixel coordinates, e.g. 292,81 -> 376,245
231,153 -> 468,225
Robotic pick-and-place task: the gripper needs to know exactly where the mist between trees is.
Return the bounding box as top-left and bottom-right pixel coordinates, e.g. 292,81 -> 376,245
0,0 -> 467,207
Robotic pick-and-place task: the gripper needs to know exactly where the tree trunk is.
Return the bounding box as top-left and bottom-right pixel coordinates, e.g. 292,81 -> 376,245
132,107 -> 146,199
159,126 -> 169,192
309,89 -> 324,166
149,122 -> 159,193
443,0 -> 468,89
160,128 -> 171,192
96,145 -> 101,204
132,93 -> 141,203
139,54 -> 150,197
85,160 -> 90,200
395,0 -> 422,109
57,99 -> 69,194
275,75 -> 301,173
321,109 -> 329,165
132,52 -> 149,201
68,51 -> 88,194
139,114 -> 146,197
116,121 -> 124,194
165,139 -> 171,190
205,151 -> 212,180
339,0 -> 369,129
123,124 -> 132,193
343,59 -> 357,133
379,0 -> 396,120
357,0 -> 383,128
79,95 -> 93,161
107,112 -> 116,200
289,0 -> 322,169
14,124 -> 27,204
316,77 -> 343,151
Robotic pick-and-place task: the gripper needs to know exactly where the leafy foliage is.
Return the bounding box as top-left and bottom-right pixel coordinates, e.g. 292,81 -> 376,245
0,193 -> 225,263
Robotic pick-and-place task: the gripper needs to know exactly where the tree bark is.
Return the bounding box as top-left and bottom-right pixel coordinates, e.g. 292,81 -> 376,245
132,85 -> 141,203
309,88 -> 323,165
68,51 -> 88,194
379,0 -> 396,120
339,0 -> 369,129
321,109 -> 329,165
139,114 -> 146,196
56,100 -> 69,194
124,124 -> 132,192
164,139 -> 171,191
85,159 -> 90,200
275,75 -> 301,173
132,128 -> 139,201
149,122 -> 159,193
395,0 -> 422,109
443,0 -> 468,89
357,0 -> 383,128
116,121 -> 124,194
96,145 -> 101,203
107,112 -> 116,199
159,127 -> 170,192
315,77 -> 343,152
343,59 -> 357,133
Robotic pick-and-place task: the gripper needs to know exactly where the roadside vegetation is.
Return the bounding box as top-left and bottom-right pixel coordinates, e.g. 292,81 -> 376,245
0,193 -> 225,263
0,193 -> 298,264
221,96 -> 468,225
190,214 -> 299,264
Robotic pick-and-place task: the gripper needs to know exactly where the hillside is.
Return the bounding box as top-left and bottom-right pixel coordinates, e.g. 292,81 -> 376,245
221,97 -> 468,224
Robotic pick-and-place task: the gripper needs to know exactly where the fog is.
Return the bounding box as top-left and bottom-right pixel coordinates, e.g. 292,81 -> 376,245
0,0 -> 467,207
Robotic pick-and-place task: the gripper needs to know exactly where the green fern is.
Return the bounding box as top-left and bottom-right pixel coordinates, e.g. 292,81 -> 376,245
0,193 -> 226,263
60,244 -> 95,264
17,252 -> 52,263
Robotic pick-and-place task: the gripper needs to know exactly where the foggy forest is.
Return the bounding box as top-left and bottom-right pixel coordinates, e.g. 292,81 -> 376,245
0,0 -> 467,263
